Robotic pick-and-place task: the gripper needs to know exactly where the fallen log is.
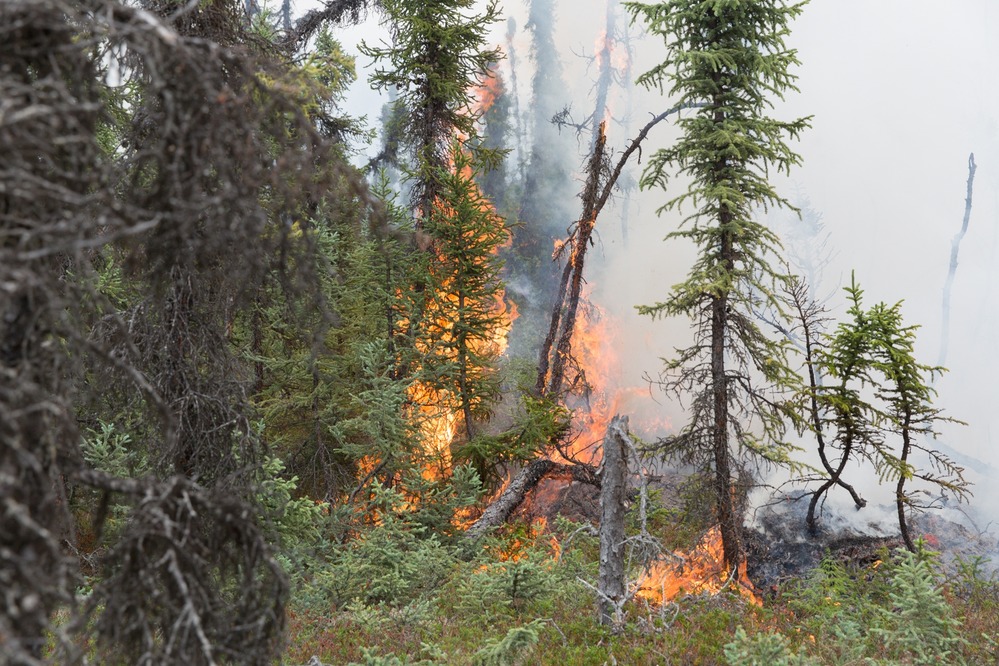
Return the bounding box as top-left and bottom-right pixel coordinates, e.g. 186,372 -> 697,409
465,458 -> 599,540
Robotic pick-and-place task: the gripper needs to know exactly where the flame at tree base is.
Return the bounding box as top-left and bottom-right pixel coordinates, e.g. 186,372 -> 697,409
637,526 -> 761,607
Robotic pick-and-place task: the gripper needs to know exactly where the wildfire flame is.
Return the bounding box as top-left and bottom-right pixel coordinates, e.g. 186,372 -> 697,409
637,526 -> 761,606
404,77 -> 517,476
474,67 -> 504,117
557,285 -> 669,463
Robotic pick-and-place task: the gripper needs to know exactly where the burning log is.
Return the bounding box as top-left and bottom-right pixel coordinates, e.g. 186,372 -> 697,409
465,459 -> 599,540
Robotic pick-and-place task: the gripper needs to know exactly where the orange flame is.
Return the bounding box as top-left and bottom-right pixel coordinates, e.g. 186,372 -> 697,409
405,136 -> 515,478
474,68 -> 504,117
557,286 -> 669,463
637,526 -> 761,606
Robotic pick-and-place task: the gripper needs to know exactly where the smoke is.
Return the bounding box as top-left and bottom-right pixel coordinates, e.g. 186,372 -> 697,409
771,0 -> 999,530
540,0 -> 999,535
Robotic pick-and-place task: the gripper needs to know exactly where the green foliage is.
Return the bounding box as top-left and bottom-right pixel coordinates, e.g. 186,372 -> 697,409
82,421 -> 149,480
361,0 -> 502,215
326,340 -> 417,477
400,463 -> 484,539
789,553 -> 890,631
811,278 -> 884,457
248,190 -> 420,500
78,422 -> 151,548
255,454 -> 328,549
806,275 -> 969,542
454,548 -> 566,621
724,627 -> 815,666
470,621 -> 542,666
306,480 -> 461,608
351,647 -> 442,666
414,148 -> 510,445
948,556 -> 999,663
454,389 -> 570,487
870,547 -> 967,665
772,544 -> 974,665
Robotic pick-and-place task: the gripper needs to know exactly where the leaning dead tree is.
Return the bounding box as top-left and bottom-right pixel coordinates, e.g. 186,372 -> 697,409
536,103 -> 702,401
1,1 -> 375,663
938,152 -> 977,368
535,120 -> 609,399
468,105 -> 697,538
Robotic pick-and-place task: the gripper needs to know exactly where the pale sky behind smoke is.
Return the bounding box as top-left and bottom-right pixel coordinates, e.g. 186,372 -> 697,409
298,0 -> 999,521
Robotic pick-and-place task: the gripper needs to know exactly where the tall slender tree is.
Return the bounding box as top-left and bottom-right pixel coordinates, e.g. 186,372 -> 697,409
362,0 -> 501,226
362,0 -> 510,472
626,0 -> 811,571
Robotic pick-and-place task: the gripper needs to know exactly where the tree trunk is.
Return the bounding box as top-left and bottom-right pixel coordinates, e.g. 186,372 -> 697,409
598,415 -> 629,628
896,410 -> 916,552
712,175 -> 742,571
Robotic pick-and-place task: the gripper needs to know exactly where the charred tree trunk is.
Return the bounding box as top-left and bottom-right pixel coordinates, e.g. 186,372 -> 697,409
536,121 -> 607,397
598,415 -> 629,628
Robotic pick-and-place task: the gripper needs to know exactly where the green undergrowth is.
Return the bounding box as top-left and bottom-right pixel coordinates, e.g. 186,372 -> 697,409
285,520 -> 999,666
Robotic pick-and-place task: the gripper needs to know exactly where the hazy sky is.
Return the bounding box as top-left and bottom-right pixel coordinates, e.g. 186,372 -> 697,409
299,0 -> 999,516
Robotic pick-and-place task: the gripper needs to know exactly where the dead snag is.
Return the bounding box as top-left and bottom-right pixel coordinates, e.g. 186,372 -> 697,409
938,152 -> 977,368
598,415 -> 629,628
536,103 -> 702,398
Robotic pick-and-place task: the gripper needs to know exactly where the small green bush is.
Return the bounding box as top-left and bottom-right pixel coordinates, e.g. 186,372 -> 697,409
724,627 -> 815,666
870,547 -> 967,665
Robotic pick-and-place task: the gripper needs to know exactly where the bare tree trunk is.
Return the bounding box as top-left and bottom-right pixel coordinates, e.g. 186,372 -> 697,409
938,152 -> 976,368
598,415 -> 629,628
